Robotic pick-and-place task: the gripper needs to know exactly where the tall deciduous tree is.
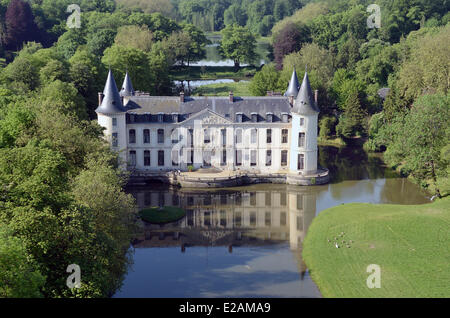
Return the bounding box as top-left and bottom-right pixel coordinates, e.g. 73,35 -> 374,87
384,93 -> 449,197
219,24 -> 257,68
4,0 -> 40,51
273,22 -> 309,70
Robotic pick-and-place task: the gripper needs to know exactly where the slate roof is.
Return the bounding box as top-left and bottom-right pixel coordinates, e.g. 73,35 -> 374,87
120,71 -> 135,97
293,71 -> 320,115
124,96 -> 292,123
95,70 -> 126,114
284,68 -> 300,98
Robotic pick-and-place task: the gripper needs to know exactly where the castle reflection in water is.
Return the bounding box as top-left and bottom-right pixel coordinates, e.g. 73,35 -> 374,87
130,184 -> 322,261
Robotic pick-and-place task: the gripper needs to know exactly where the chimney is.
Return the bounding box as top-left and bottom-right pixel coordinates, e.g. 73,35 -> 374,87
180,91 -> 185,103
314,89 -> 318,105
98,92 -> 104,106
229,91 -> 233,103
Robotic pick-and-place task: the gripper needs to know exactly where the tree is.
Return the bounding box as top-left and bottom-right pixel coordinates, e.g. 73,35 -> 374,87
224,4 -> 246,26
249,64 -> 280,96
4,0 -> 41,51
219,24 -> 257,68
87,28 -> 117,57
182,24 -> 208,66
384,93 -> 449,197
114,25 -> 154,53
336,90 -> 367,138
0,224 -> 45,298
273,22 -> 310,70
102,44 -> 154,92
3,56 -> 40,91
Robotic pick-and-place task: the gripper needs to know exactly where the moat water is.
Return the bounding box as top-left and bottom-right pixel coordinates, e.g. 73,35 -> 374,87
113,145 -> 430,297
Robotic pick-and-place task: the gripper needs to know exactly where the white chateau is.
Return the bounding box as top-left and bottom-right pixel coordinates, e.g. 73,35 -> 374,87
96,69 -> 329,187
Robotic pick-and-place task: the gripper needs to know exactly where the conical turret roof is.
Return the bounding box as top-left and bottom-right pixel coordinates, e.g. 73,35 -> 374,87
293,71 -> 320,115
96,69 -> 126,114
284,68 -> 300,98
120,71 -> 135,97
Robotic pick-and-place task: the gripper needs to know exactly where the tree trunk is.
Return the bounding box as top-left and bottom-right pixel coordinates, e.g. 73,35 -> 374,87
430,160 -> 441,198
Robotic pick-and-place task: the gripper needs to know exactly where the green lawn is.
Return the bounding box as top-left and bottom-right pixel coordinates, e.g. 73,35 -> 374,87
192,81 -> 252,96
139,206 -> 186,224
302,197 -> 450,297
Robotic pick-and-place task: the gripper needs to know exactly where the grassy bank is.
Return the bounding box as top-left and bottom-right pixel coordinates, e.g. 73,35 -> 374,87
139,206 -> 186,224
317,136 -> 346,147
303,197 -> 450,297
192,81 -> 252,96
170,66 -> 257,81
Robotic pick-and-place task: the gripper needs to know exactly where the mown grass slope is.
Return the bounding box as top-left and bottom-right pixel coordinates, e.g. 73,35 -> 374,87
303,197 -> 450,297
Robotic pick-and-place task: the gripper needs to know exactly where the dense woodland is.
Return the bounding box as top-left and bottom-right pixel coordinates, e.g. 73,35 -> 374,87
0,0 -> 449,297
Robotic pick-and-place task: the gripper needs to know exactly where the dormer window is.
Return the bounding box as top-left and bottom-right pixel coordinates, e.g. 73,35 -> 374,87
158,113 -> 164,123
281,113 -> 288,123
266,112 -> 273,123
251,112 -> 258,123
130,114 -> 135,123
172,113 -> 179,123
236,112 -> 243,123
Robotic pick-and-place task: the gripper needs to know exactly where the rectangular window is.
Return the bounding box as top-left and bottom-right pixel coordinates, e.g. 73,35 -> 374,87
250,193 -> 256,206
266,129 -> 272,144
266,150 -> 272,166
236,129 -> 242,144
157,129 -> 164,144
265,192 -> 271,206
250,150 -> 257,166
129,129 -> 136,144
172,150 -> 178,166
188,129 -> 193,147
280,193 -> 286,206
187,150 -> 193,165
112,133 -> 118,147
298,132 -> 305,147
204,129 -> 210,143
251,129 -> 257,144
297,194 -> 303,210
250,211 -> 256,226
281,150 -> 288,166
112,118 -> 117,126
171,129 -> 178,144
265,212 -> 271,226
280,212 -> 286,226
144,150 -> 150,166
300,118 -> 304,126
220,210 -> 226,227
236,150 -> 242,166
298,154 -> 304,170
129,150 -> 136,166
143,129 -> 150,143
221,150 -> 226,166
282,129 -> 288,143
221,129 -> 226,146
158,150 -> 164,166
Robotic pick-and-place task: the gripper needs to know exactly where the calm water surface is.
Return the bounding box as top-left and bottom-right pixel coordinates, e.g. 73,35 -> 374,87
114,146 -> 430,298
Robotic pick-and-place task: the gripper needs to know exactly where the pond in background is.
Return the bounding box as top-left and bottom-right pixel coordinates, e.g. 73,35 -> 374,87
113,146 -> 430,298
189,37 -> 270,67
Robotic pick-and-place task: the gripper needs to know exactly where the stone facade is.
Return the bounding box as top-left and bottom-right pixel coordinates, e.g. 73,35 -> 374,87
96,69 -> 329,186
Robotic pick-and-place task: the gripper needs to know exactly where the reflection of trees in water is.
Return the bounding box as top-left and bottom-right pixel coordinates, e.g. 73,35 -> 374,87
379,178 -> 430,204
319,146 -> 389,183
